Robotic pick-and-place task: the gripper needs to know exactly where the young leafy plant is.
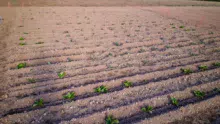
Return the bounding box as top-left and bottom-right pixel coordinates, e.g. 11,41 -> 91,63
33,99 -> 44,107
113,42 -> 123,46
141,106 -> 153,113
198,65 -> 208,71
17,63 -> 27,69
105,115 -> 119,124
179,26 -> 185,28
193,90 -> 205,98
63,92 -> 75,100
19,37 -> 25,40
171,97 -> 179,106
213,62 -> 220,67
180,68 -> 193,74
36,41 -> 44,44
94,85 -> 108,93
123,80 -> 132,88
58,72 -> 66,79
19,42 -> 26,46
23,32 -> 29,34
27,78 -> 36,83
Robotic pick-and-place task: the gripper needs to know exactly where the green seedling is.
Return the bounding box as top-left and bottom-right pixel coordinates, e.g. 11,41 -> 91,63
95,85 -> 108,93
213,62 -> 220,67
58,72 -> 66,79
23,32 -> 29,34
48,62 -> 51,65
180,68 -> 193,74
19,37 -> 25,40
198,65 -> 208,71
123,80 -> 132,88
17,63 -> 26,69
113,42 -> 123,46
105,115 -> 119,124
27,78 -> 36,83
193,90 -> 205,98
171,97 -> 179,106
36,42 -> 44,44
19,42 -> 26,46
172,26 -> 176,28
67,58 -> 72,62
33,99 -> 44,107
141,106 -> 153,113
63,92 -> 75,100
179,26 -> 185,28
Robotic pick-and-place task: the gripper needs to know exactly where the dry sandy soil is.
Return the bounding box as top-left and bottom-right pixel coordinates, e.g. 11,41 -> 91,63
0,0 -> 220,124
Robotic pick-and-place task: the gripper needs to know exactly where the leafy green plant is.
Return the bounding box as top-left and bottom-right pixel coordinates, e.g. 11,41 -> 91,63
94,85 -> 108,93
179,26 -> 185,28
17,63 -> 27,69
63,92 -> 75,100
198,65 -> 208,71
123,80 -> 132,88
171,97 -> 179,106
180,68 -> 193,74
172,26 -> 176,28
23,32 -> 29,34
213,62 -> 220,67
27,78 -> 36,83
113,42 -> 123,46
58,72 -> 66,79
105,115 -> 119,124
141,106 -> 153,113
19,42 -> 26,46
33,99 -> 44,107
36,42 -> 44,44
19,37 -> 25,40
193,90 -> 205,98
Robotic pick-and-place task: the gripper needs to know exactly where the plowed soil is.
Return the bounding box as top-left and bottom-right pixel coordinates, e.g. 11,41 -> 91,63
0,1 -> 220,124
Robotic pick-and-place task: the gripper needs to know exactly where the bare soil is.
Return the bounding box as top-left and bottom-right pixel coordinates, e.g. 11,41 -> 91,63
0,1 -> 220,124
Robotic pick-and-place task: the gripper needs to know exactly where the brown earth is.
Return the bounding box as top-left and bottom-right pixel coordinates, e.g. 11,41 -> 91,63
0,1 -> 220,124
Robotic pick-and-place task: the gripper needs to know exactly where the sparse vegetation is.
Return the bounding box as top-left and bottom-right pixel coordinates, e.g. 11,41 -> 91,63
33,99 -> 44,107
141,106 -> 153,113
171,97 -> 179,106
63,92 -> 75,100
179,26 -> 185,28
58,72 -> 66,79
193,90 -> 205,98
198,65 -> 208,71
95,85 -> 108,93
123,80 -> 132,88
180,68 -> 193,74
17,63 -> 27,69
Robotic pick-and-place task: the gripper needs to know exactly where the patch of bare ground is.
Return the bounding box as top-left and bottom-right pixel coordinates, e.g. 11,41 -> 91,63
0,6 -> 220,124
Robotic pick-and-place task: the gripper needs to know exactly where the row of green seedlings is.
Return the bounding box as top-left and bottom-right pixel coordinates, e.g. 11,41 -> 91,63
19,37 -> 44,45
105,87 -> 220,124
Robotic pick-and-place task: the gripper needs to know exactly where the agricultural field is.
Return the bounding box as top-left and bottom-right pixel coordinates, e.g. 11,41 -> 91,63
0,1 -> 220,124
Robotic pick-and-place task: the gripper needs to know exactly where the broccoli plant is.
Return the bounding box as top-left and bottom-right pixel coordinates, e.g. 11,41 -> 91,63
180,68 -> 193,74
193,90 -> 205,98
58,72 -> 66,79
198,65 -> 208,71
213,62 -> 220,67
19,42 -> 26,46
141,106 -> 153,113
19,37 -> 25,40
171,97 -> 179,106
33,99 -> 44,107
27,78 -> 36,83
63,92 -> 75,100
123,80 -> 132,88
17,63 -> 27,69
94,85 -> 108,93
105,115 -> 119,124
